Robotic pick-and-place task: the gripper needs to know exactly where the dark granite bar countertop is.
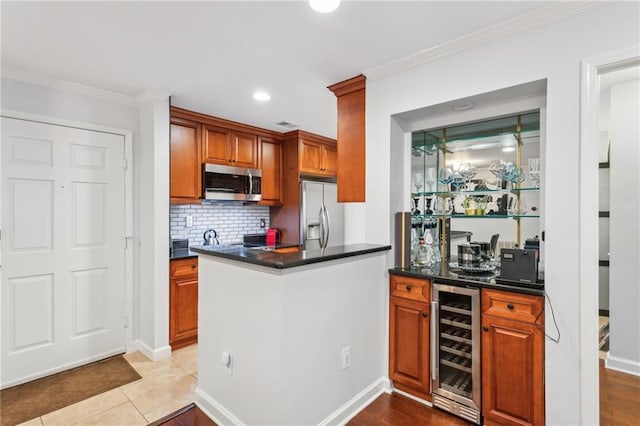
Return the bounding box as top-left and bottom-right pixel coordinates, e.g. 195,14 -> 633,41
191,243 -> 391,269
390,263 -> 545,296
170,248 -> 198,261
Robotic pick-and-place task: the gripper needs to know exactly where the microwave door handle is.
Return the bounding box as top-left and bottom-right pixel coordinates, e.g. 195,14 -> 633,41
248,169 -> 253,197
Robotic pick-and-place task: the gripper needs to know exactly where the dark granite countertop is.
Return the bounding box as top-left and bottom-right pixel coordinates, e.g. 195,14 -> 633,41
390,263 -> 545,296
191,243 -> 391,269
170,249 -> 198,261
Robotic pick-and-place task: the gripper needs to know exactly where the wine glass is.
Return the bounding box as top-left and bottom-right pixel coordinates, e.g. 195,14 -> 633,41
425,168 -> 436,192
437,168 -> 453,191
457,162 -> 477,190
413,172 -> 424,194
528,158 -> 540,188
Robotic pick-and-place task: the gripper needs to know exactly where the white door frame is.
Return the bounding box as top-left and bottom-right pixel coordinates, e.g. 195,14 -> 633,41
0,109 -> 135,354
579,47 -> 640,424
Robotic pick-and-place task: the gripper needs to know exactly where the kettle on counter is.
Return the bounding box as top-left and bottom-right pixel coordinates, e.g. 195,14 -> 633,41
203,229 -> 220,245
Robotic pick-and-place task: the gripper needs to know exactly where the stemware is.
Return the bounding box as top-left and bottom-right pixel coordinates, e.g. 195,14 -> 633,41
425,168 -> 437,192
412,172 -> 424,194
528,158 -> 540,188
437,168 -> 454,191
457,162 -> 477,190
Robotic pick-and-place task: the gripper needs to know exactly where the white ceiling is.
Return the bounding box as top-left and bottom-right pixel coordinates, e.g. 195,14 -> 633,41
2,1 -> 575,138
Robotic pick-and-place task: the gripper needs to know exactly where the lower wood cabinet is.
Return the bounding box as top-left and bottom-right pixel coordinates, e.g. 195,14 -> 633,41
170,258 -> 198,349
389,275 -> 431,401
481,289 -> 545,426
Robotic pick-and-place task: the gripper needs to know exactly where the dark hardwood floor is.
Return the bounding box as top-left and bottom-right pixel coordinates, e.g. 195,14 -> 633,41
600,359 -> 640,426
150,362 -> 639,426
347,393 -> 471,425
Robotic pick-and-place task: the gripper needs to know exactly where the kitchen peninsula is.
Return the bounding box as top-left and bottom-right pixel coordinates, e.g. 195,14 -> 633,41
191,243 -> 391,425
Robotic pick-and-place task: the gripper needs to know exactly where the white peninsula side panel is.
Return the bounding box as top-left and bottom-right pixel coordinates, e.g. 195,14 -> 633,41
196,252 -> 390,425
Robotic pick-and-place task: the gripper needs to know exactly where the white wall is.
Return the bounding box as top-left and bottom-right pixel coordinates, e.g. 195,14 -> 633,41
197,253 -> 389,425
136,95 -> 171,359
356,2 -> 639,424
607,78 -> 640,375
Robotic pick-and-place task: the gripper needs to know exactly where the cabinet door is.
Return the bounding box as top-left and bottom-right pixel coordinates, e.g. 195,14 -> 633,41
389,296 -> 431,401
299,139 -> 322,174
482,315 -> 544,426
170,274 -> 198,349
170,118 -> 201,203
259,137 -> 282,206
321,144 -> 338,176
232,131 -> 258,168
203,125 -> 231,165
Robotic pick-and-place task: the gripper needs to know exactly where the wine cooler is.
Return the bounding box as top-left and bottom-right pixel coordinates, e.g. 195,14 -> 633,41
431,283 -> 481,424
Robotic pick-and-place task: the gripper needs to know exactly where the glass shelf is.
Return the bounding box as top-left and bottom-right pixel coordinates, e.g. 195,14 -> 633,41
411,187 -> 540,197
412,214 -> 540,219
412,111 -> 540,153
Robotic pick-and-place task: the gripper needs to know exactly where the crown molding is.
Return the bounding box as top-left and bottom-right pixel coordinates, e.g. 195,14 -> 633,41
1,65 -> 138,106
364,1 -> 609,81
136,89 -> 173,105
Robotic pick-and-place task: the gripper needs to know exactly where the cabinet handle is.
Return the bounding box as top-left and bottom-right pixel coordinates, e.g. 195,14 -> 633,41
421,311 -> 428,318
507,303 -> 514,310
405,285 -> 412,292
483,326 -> 489,332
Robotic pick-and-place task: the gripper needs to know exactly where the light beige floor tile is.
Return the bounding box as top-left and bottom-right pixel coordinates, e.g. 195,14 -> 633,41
120,361 -> 190,400
171,344 -> 198,374
77,401 -> 147,426
142,394 -> 196,423
17,418 -> 43,426
123,351 -> 174,378
41,388 -> 128,426
124,369 -> 197,415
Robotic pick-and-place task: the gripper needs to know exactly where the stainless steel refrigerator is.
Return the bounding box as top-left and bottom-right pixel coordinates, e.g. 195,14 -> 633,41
300,181 -> 344,249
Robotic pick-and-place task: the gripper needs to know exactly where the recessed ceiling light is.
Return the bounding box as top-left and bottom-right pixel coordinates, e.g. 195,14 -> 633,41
502,146 -> 516,153
309,0 -> 340,13
253,91 -> 271,102
452,102 -> 475,111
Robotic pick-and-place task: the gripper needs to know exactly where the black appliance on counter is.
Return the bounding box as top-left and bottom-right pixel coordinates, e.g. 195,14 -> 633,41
498,248 -> 540,286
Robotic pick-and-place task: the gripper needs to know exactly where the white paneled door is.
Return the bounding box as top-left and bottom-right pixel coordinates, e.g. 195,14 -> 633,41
1,117 -> 126,387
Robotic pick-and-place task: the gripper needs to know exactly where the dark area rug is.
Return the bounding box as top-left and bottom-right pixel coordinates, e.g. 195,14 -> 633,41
1,355 -> 141,426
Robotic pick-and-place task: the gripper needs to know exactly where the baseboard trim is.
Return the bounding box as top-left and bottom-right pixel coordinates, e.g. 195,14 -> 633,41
319,377 -> 391,426
133,340 -> 171,362
391,387 -> 434,407
195,387 -> 246,426
605,354 -> 640,376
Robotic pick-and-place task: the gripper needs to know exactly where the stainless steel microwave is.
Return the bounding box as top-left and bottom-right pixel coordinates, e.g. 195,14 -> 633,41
202,163 -> 262,201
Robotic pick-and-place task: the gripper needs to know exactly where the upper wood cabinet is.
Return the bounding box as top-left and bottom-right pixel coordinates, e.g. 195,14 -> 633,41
202,124 -> 258,168
170,117 -> 202,204
328,74 -> 366,202
299,138 -> 337,177
481,289 -> 545,426
258,137 -> 282,206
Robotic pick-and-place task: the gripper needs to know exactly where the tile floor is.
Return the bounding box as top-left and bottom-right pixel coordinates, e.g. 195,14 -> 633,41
18,344 -> 198,426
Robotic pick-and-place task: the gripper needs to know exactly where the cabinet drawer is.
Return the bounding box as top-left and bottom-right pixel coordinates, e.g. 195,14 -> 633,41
390,275 -> 431,303
481,288 -> 543,324
171,258 -> 198,278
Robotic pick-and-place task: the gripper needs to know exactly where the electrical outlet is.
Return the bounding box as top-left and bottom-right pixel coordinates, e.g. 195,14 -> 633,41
260,218 -> 266,228
341,346 -> 351,370
186,215 -> 193,228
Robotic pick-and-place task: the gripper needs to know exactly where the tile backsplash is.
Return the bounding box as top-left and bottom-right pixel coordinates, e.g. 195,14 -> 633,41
170,202 -> 270,246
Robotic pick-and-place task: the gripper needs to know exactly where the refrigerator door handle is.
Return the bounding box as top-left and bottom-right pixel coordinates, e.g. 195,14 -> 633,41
322,203 -> 330,248
431,300 -> 438,381
319,205 -> 326,248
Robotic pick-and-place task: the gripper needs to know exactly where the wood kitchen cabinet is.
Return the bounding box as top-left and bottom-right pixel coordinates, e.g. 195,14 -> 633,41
202,124 -> 258,168
299,138 -> 337,177
170,117 -> 202,204
481,289 -> 545,426
258,137 -> 283,206
328,74 -> 366,202
170,258 -> 199,349
389,275 -> 431,401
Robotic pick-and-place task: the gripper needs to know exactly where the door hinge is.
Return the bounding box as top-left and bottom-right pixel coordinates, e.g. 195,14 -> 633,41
123,158 -> 128,170
124,316 -> 129,328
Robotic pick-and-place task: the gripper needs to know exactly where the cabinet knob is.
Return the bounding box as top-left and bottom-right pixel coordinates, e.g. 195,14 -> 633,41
483,326 -> 489,332
421,312 -> 428,318
405,285 -> 412,292
191,264 -> 196,269
507,303 -> 514,310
